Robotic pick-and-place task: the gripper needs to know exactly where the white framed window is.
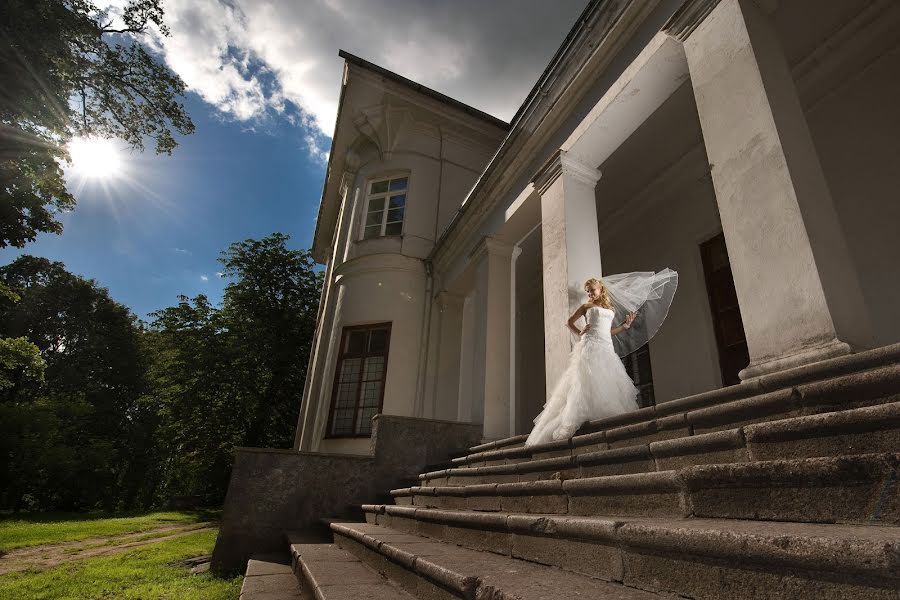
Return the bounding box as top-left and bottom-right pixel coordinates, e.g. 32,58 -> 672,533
362,175 -> 408,239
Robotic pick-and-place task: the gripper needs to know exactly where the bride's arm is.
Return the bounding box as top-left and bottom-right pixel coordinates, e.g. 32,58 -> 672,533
611,312 -> 637,336
567,305 -> 589,336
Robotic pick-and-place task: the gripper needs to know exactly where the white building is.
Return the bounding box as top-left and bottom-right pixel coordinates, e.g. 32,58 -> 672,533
294,0 -> 900,456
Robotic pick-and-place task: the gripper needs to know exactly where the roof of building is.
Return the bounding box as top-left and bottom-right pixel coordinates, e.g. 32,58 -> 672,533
338,50 -> 510,131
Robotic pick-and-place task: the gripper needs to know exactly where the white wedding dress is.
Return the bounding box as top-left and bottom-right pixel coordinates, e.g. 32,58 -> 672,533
525,306 -> 639,446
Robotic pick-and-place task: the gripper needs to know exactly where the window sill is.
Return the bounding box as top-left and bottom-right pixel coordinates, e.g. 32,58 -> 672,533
351,235 -> 403,259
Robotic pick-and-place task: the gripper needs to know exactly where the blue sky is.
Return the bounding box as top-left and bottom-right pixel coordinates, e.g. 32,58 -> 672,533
1,0 -> 586,321
2,94 -> 325,321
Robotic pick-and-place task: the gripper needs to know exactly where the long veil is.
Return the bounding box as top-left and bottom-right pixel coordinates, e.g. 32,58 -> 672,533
604,268 -> 678,357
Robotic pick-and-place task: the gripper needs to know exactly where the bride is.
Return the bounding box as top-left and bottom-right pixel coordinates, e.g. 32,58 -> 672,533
525,269 -> 677,447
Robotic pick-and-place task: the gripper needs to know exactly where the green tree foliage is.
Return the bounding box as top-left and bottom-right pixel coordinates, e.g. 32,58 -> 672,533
0,235 -> 322,511
0,282 -> 46,391
0,256 -> 146,511
0,0 -> 194,248
145,234 -> 322,503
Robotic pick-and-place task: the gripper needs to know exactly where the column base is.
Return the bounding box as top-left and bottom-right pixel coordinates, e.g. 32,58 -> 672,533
739,339 -> 855,381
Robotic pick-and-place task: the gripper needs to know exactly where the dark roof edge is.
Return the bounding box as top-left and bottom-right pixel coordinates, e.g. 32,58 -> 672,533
338,50 -> 510,131
310,59 -> 351,263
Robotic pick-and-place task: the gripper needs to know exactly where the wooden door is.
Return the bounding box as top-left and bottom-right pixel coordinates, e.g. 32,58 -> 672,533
700,233 -> 749,386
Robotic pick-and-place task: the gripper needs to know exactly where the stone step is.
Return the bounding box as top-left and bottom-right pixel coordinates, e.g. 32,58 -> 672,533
241,553 -> 306,599
744,399 -> 900,461
463,350 -> 900,458
422,399 -> 900,487
291,541 -> 415,599
359,507 -> 900,600
395,453 -> 900,525
330,521 -> 675,600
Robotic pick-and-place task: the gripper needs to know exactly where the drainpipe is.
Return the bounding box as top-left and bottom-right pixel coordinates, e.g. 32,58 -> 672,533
413,126 -> 446,418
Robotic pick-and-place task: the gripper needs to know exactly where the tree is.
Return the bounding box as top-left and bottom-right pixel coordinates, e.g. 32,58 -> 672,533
0,255 -> 146,511
0,283 -> 45,393
218,233 -> 322,448
144,234 -> 322,504
0,0 -> 194,248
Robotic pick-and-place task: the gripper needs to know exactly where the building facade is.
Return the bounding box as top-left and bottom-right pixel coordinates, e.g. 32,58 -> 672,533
295,0 -> 900,455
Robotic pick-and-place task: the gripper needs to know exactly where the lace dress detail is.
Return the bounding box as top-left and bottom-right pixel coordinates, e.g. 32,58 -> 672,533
525,306 -> 639,446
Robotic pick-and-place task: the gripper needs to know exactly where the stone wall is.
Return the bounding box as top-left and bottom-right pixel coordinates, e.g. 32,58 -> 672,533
211,414 -> 482,574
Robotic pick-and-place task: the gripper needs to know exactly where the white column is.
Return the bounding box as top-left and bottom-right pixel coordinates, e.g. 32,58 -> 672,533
296,174 -> 357,450
667,0 -> 874,378
533,150 -> 603,390
470,237 -> 515,441
431,291 -> 464,421
508,245 -> 523,437
457,294 -> 478,423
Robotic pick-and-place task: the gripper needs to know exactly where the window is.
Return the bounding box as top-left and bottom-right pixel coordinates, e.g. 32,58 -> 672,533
363,175 -> 408,239
622,346 -> 655,408
327,323 -> 391,437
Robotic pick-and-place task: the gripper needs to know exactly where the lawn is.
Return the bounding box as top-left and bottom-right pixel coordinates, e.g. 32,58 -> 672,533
0,512 -> 242,600
0,528 -> 240,600
0,509 -> 220,552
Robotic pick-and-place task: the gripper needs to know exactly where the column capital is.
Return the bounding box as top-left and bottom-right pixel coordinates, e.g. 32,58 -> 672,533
664,0 -> 779,42
469,236 -> 515,263
338,169 -> 357,196
662,0 -> 722,42
531,149 -> 601,196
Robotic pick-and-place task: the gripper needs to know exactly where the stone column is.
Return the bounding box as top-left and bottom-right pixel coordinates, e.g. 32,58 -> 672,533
457,293 -> 478,423
666,0 -> 874,379
533,150 -> 603,389
508,245 -> 524,437
296,173 -> 357,450
470,237 -> 515,441
430,291 -> 465,421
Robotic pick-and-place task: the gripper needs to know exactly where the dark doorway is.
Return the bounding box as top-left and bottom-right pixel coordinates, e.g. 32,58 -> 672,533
700,233 -> 749,386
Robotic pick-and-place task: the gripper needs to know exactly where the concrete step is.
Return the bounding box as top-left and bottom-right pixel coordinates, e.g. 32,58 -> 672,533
395,453 -> 900,525
291,541 -> 415,599
330,521 -> 676,600
241,553 -> 306,599
422,400 -> 900,487
467,364 -> 900,469
359,507 -> 900,600
463,349 -> 900,459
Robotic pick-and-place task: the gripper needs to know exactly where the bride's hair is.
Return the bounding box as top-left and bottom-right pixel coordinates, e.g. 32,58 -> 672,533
584,277 -> 612,309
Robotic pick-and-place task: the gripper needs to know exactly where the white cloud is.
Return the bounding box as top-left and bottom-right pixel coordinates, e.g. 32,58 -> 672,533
216,271 -> 225,278
200,274 -> 209,281
173,247 -> 191,255
150,0 -> 587,159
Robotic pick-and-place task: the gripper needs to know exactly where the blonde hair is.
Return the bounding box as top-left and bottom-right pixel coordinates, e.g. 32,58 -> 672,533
583,278 -> 612,309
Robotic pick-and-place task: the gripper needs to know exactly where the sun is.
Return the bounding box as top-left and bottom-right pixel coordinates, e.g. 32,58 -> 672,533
68,137 -> 125,179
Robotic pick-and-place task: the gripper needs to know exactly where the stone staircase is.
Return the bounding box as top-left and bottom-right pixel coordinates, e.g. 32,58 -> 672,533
242,346 -> 900,599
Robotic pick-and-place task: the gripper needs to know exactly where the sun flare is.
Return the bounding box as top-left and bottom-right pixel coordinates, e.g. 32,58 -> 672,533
68,137 -> 124,179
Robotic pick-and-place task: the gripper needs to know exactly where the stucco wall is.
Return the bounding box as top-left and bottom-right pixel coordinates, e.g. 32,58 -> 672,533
300,71 -> 505,452
599,172 -> 724,403
593,82 -> 724,404
514,230 -> 547,434
212,415 -> 482,575
804,45 -> 900,348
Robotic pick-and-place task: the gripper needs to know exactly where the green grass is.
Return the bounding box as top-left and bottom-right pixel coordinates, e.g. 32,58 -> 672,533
0,509 -> 220,552
0,528 -> 241,600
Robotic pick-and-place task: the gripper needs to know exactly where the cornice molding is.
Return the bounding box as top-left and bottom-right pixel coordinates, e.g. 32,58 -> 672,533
532,150 -> 602,195
430,0 -> 660,273
662,0 -> 723,42
332,252 -> 425,281
469,236 -> 515,263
